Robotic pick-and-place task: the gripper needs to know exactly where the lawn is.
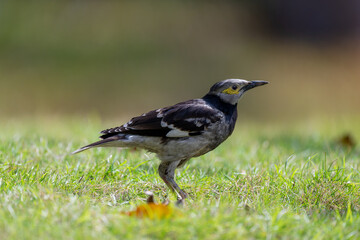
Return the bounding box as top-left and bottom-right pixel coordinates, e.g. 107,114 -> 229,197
0,116 -> 359,239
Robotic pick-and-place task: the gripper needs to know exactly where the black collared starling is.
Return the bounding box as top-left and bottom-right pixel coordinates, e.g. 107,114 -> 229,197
73,79 -> 268,200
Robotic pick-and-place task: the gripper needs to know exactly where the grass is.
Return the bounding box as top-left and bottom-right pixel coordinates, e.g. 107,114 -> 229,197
0,116 -> 360,239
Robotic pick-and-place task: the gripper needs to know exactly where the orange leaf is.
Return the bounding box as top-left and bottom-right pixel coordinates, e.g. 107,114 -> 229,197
125,202 -> 174,219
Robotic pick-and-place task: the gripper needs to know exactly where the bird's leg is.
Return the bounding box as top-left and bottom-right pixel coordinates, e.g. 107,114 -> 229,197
158,161 -> 187,200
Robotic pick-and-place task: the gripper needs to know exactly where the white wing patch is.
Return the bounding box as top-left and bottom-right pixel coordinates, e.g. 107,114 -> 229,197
161,120 -> 190,137
166,129 -> 189,137
156,109 -> 164,118
160,120 -> 168,128
184,118 -> 209,127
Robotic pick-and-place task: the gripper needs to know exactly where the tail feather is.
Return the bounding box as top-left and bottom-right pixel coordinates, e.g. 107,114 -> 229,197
72,136 -> 122,155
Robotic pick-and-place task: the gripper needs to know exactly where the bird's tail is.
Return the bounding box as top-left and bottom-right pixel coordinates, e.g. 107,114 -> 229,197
72,136 -> 122,154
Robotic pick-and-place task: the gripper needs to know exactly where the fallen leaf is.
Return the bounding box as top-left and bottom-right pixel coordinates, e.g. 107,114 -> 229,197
336,133 -> 356,149
125,202 -> 174,219
124,191 -> 175,219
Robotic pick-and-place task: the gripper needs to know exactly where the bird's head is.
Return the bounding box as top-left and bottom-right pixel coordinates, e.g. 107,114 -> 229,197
208,79 -> 268,105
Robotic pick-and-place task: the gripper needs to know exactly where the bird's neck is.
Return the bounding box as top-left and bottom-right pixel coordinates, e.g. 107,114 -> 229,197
202,94 -> 238,118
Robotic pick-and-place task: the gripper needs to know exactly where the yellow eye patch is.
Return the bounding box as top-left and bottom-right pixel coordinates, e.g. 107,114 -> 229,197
222,86 -> 240,95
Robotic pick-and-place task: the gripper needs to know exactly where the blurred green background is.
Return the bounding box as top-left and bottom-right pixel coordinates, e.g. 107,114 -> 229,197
1,1 -> 359,121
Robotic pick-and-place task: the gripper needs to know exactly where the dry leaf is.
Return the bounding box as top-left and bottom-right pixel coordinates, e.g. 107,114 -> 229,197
125,202 -> 174,219
336,133 -> 356,149
124,191 -> 174,219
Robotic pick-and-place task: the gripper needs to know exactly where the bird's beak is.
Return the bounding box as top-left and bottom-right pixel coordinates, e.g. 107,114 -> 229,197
242,80 -> 269,92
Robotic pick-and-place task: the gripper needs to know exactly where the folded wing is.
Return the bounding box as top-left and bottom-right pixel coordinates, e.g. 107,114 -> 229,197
100,99 -> 222,139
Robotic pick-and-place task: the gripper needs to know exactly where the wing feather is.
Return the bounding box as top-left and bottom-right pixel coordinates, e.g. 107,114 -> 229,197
100,99 -> 222,139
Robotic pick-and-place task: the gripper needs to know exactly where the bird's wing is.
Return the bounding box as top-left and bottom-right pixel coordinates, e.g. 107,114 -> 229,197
100,100 -> 222,139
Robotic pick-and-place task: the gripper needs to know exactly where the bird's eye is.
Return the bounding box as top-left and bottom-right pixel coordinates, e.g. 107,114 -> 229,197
231,85 -> 238,90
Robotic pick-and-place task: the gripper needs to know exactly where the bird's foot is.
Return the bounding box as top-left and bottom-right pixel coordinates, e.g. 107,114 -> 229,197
179,190 -> 188,199
176,198 -> 185,206
175,190 -> 188,206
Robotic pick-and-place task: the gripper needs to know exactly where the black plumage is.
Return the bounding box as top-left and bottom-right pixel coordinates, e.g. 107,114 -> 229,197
100,98 -> 227,139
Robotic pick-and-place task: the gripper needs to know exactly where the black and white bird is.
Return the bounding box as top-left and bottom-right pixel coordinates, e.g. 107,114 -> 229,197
73,79 -> 268,200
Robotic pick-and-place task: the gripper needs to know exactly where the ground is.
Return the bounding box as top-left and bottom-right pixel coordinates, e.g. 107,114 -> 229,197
0,116 -> 359,239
